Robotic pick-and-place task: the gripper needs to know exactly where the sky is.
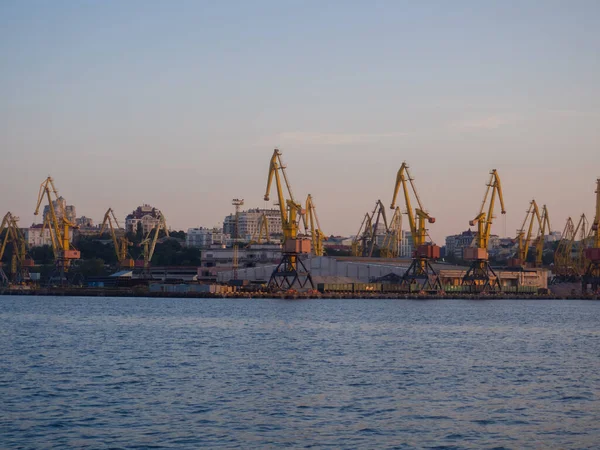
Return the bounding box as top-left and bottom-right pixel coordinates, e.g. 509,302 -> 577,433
1,0 -> 599,244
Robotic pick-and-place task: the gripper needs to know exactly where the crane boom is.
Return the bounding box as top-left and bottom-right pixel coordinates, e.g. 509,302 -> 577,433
516,200 -> 542,262
469,169 -> 506,251
100,208 -> 132,266
264,149 -> 303,242
535,205 -> 551,267
304,194 -> 326,256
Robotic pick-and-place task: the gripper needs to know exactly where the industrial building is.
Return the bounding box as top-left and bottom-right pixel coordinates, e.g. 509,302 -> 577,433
198,243 -> 282,281
216,256 -> 548,291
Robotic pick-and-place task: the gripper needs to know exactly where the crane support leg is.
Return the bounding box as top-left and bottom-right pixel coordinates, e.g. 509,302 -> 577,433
269,253 -> 314,291
401,258 -> 442,292
582,261 -> 600,294
462,260 -> 501,293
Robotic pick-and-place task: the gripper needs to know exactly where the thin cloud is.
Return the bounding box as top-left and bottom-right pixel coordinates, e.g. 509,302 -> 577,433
449,114 -> 520,132
268,131 -> 408,146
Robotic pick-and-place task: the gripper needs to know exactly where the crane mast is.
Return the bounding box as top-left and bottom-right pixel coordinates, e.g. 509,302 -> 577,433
390,162 -> 441,291
462,169 -> 506,292
264,149 -> 313,290
583,179 -> 600,292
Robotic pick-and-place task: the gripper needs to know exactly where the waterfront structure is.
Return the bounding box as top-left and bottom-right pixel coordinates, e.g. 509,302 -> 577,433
223,208 -> 283,241
216,255 -> 548,291
186,227 -> 230,248
125,204 -> 162,234
198,244 -> 282,281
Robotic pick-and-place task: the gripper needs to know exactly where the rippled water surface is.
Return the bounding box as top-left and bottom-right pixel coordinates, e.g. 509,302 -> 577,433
1,296 -> 600,449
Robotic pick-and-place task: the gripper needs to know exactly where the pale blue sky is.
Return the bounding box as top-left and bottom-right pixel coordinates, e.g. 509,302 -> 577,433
1,1 -> 599,242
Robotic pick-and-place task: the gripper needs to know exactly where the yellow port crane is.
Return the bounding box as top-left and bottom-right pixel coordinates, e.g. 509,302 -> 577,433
352,212 -> 373,256
514,200 -> 551,267
264,148 -> 313,290
380,207 -> 402,258
583,179 -> 600,292
462,169 -> 506,292
390,162 -> 441,291
351,200 -> 388,257
99,208 -> 134,268
555,214 -> 590,279
0,212 -> 33,284
535,205 -> 551,267
553,217 -> 576,278
138,212 -> 169,274
33,176 -> 80,283
304,194 -> 326,257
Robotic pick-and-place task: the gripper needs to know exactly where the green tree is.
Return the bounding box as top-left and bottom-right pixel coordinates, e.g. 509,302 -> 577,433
136,222 -> 144,242
77,258 -> 107,277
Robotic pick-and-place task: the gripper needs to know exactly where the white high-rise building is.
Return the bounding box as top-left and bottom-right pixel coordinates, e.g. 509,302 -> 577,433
186,227 -> 230,248
223,208 -> 282,241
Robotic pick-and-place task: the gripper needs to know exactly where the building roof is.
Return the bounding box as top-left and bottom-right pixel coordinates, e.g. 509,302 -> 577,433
126,204 -> 161,220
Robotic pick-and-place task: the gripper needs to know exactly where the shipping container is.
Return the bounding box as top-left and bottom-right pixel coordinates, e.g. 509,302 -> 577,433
585,248 -> 600,261
283,238 -> 312,254
63,250 -> 81,259
416,245 -> 441,259
463,248 -> 488,260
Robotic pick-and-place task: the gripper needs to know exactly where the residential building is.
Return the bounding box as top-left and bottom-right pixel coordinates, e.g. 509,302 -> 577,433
76,216 -> 94,227
43,196 -> 76,224
24,224 -> 74,247
125,204 -> 162,234
186,227 -> 230,248
546,231 -> 562,243
223,208 -> 283,241
400,230 -> 414,257
445,230 -> 501,260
